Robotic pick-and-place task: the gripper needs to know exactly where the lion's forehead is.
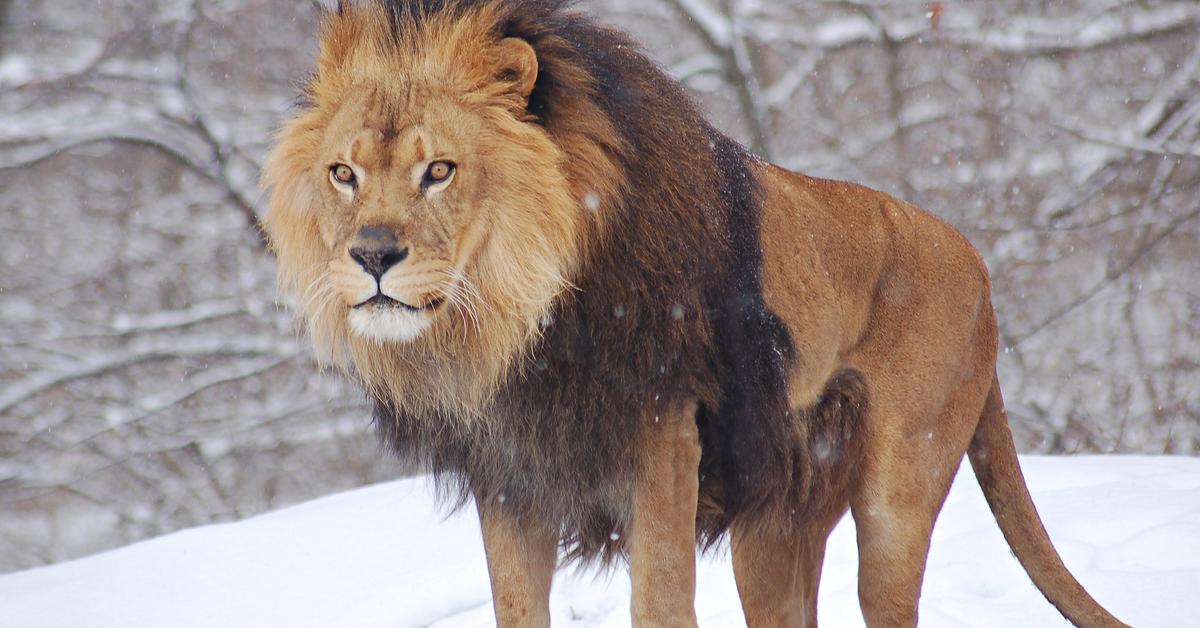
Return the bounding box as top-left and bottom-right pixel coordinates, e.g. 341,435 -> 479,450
343,126 -> 425,171
325,91 -> 479,166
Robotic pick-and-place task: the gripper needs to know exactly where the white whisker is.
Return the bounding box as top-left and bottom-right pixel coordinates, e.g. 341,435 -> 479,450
445,282 -> 479,337
439,271 -> 482,339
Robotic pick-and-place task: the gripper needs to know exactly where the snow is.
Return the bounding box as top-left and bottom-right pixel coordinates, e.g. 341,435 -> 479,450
1,456 -> 1197,627
0,55 -> 33,87
812,16 -> 879,48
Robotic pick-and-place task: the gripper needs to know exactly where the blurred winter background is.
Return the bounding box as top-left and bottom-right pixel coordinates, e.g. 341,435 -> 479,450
0,0 -> 1196,572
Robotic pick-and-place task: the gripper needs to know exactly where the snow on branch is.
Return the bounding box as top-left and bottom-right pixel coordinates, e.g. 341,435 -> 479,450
749,2 -> 1200,55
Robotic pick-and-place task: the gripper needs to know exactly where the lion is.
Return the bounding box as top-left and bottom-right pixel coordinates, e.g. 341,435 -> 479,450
261,1 -> 1127,626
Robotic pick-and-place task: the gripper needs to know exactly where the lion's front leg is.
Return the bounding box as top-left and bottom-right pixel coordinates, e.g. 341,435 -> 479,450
477,499 -> 558,628
629,402 -> 702,628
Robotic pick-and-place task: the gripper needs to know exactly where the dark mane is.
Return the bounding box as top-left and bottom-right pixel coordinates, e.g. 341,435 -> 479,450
363,0 -> 827,559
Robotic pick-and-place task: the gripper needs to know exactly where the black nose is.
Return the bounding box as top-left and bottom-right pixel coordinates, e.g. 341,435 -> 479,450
349,226 -> 409,279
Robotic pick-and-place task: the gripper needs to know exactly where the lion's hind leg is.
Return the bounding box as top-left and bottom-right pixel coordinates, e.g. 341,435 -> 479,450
850,366 -> 995,626
731,510 -> 845,627
843,246 -> 999,626
847,339 -> 996,626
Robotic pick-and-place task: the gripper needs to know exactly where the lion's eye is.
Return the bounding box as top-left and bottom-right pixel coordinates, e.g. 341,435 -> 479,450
423,160 -> 455,186
331,164 -> 357,186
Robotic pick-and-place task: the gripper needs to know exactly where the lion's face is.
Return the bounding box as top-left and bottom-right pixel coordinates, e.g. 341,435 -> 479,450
313,91 -> 492,344
263,5 -> 587,393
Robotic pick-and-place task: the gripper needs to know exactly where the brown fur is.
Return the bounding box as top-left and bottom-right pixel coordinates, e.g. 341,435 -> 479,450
262,1 -> 1127,626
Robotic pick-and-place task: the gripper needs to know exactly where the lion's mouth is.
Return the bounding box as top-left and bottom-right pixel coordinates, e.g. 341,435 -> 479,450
354,293 -> 446,312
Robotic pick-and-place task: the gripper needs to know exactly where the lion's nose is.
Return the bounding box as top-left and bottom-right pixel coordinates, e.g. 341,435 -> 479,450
349,226 -> 409,280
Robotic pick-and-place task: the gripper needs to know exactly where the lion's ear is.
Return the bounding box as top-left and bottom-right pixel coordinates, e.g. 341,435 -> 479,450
494,37 -> 539,108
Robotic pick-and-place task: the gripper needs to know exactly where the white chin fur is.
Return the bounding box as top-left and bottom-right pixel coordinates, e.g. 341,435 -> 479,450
348,307 -> 433,344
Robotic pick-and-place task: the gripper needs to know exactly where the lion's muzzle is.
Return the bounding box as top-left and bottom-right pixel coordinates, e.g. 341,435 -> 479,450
337,225 -> 451,344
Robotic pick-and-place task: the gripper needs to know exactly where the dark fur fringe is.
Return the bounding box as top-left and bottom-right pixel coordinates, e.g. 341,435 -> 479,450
697,368 -> 869,546
694,130 -> 798,537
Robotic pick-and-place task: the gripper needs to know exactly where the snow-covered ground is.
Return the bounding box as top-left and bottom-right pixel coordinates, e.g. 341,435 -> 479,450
2,456 -> 1197,627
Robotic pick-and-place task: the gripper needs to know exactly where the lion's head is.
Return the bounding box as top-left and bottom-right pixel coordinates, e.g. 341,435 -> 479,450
262,1 -> 611,407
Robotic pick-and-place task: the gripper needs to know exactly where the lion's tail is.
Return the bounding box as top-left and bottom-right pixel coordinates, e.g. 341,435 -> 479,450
967,376 -> 1128,628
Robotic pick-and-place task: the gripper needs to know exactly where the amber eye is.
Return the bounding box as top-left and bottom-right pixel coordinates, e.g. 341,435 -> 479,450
423,160 -> 455,186
330,163 -> 356,186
